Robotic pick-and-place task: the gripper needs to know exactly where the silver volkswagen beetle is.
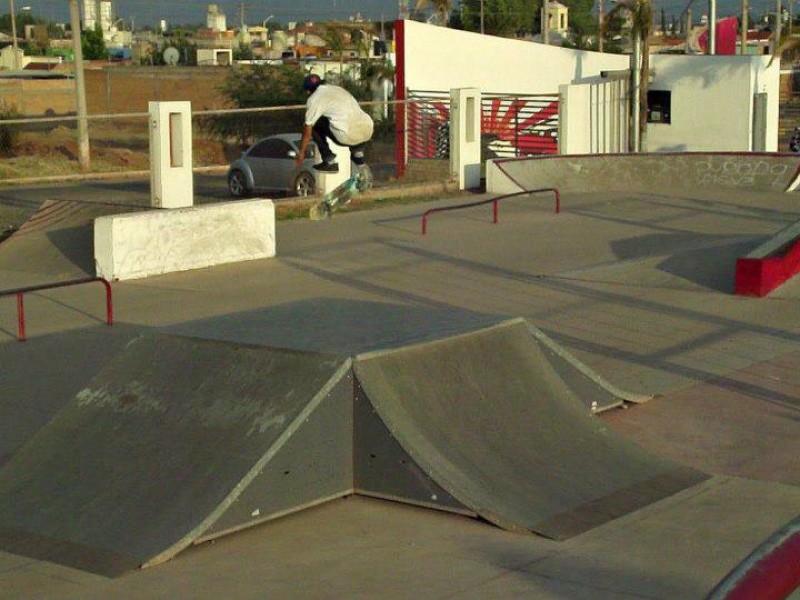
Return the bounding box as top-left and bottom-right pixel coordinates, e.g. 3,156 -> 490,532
227,133 -> 317,198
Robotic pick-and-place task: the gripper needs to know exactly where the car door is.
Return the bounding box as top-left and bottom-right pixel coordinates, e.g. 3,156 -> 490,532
247,138 -> 296,191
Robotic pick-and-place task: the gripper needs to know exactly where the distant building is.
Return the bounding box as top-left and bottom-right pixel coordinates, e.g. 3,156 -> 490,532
83,0 -> 114,32
546,2 -> 569,36
207,4 -> 227,33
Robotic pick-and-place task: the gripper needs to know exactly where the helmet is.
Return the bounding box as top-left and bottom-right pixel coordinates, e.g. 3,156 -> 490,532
303,74 -> 323,92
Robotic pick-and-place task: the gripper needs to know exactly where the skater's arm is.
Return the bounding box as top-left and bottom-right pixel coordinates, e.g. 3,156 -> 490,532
296,124 -> 313,166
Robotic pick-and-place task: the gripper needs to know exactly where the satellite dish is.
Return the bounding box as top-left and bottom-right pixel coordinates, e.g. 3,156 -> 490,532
163,47 -> 180,66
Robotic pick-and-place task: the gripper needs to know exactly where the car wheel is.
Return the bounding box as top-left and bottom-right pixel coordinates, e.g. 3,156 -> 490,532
228,170 -> 250,198
293,172 -> 315,197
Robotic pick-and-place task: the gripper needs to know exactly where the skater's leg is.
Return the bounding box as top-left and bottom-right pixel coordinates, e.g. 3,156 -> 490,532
350,142 -> 367,166
311,117 -> 339,168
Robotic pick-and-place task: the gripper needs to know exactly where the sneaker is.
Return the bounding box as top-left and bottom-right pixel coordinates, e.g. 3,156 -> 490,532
352,156 -> 366,166
313,161 -> 339,173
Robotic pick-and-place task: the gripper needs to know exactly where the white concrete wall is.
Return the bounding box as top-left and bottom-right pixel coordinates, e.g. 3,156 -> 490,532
94,199 -> 276,281
402,21 -> 780,154
646,55 -> 779,152
402,20 -> 629,94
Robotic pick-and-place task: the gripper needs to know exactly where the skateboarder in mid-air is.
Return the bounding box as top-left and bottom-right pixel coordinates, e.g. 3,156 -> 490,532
295,73 -> 374,173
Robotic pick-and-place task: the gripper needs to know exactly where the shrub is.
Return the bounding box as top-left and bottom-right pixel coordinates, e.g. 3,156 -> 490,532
0,104 -> 21,157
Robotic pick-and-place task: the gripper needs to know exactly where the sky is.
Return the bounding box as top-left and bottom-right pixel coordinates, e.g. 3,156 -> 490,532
15,1 -> 409,27
12,0 -> 784,29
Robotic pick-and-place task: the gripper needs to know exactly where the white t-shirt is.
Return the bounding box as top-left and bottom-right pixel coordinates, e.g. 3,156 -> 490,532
304,84 -> 374,146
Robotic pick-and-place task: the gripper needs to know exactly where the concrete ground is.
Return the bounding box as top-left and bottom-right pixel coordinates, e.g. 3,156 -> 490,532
1,183 -> 800,598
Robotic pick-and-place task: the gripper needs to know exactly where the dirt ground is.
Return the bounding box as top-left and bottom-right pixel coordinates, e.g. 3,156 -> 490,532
0,121 -> 232,180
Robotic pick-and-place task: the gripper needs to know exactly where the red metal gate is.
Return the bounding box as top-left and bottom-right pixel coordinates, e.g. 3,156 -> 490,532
405,91 -> 559,160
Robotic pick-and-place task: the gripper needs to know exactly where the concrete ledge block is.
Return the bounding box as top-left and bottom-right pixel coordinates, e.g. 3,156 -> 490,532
94,199 -> 276,281
735,219 -> 800,297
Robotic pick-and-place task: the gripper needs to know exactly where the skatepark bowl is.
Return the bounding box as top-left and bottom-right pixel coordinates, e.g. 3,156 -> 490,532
1,152 -> 800,599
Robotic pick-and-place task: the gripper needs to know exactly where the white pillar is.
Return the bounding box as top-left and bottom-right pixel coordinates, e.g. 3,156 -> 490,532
315,141 -> 351,196
449,87 -> 482,190
149,101 -> 194,209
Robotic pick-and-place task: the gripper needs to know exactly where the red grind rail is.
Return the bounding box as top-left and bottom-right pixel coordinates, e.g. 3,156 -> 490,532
706,516 -> 800,600
0,277 -> 113,341
421,188 -> 560,235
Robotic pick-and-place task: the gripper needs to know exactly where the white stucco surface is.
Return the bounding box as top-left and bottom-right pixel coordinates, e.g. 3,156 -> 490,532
94,199 -> 276,281
149,101 -> 194,209
646,55 -> 779,152
402,20 -> 629,94
450,88 -> 482,189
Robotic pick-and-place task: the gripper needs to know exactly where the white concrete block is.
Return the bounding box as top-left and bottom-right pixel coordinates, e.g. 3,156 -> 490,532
94,199 -> 276,281
149,101 -> 194,209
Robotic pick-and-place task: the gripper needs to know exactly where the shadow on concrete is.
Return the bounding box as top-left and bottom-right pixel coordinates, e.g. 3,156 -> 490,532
610,232 -> 765,293
44,223 -> 96,276
163,298 -> 507,354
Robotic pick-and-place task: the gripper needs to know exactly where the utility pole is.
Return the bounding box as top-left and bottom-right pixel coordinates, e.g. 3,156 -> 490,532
69,0 -> 91,172
686,8 -> 692,51
480,0 -> 484,33
709,0 -> 717,53
598,0 -> 604,51
543,0 -> 550,44
9,0 -> 19,70
741,0 -> 748,53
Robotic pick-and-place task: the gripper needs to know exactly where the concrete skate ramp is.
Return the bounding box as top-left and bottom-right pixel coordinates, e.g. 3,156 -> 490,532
487,153 -> 800,195
0,334 -> 353,576
354,319 -> 708,540
0,199 -> 141,288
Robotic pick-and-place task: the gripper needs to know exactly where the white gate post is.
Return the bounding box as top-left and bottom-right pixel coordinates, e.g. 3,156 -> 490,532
450,88 -> 482,190
149,101 -> 194,208
314,141 -> 351,196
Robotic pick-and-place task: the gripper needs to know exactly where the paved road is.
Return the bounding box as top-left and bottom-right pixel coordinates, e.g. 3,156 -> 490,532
0,174 -> 231,228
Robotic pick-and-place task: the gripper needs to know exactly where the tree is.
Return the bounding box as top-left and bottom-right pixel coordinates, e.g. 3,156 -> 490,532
233,42 -> 254,61
415,0 -> 453,26
459,0 -> 539,36
81,24 -> 108,60
604,0 -> 652,151
561,0 -> 598,49
199,65 -> 308,145
321,24 -> 348,80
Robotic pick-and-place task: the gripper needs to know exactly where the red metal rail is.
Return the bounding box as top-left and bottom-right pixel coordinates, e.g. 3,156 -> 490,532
0,277 -> 113,341
421,188 -> 560,235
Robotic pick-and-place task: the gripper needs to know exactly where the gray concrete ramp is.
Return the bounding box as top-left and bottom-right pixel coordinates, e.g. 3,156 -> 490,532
0,334 -> 352,576
353,319 -> 707,540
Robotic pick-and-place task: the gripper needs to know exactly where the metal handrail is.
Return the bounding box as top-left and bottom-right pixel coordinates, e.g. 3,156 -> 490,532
0,277 -> 113,341
421,188 -> 560,235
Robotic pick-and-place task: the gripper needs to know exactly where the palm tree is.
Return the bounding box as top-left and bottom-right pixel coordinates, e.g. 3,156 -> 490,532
415,0 -> 452,26
604,0 -> 653,151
